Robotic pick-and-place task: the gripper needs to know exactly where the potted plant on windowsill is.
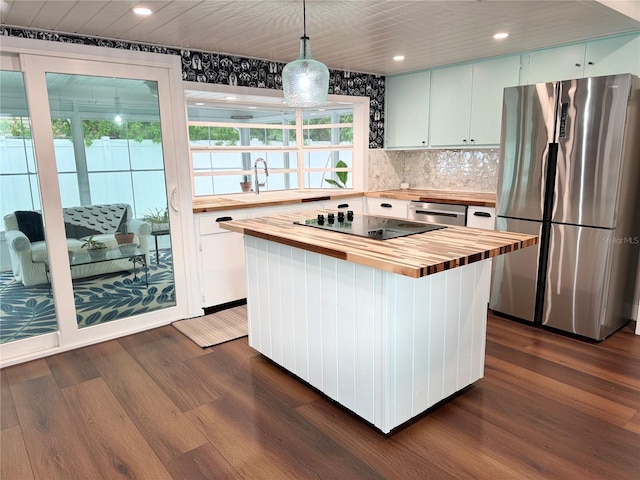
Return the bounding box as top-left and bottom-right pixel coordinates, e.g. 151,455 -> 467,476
142,207 -> 170,232
240,174 -> 252,192
114,223 -> 134,245
81,235 -> 108,260
324,160 -> 349,188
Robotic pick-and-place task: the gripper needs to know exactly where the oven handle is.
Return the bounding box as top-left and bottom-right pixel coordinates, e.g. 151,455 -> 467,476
413,209 -> 461,218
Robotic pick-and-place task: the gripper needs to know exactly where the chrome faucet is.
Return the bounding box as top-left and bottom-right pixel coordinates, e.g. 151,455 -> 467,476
254,158 -> 269,194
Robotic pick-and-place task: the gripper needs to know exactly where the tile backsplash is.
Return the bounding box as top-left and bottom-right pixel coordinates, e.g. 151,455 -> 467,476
368,149 -> 499,193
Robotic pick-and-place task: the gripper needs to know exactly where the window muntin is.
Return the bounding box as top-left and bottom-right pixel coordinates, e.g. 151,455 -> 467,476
188,103 -> 354,196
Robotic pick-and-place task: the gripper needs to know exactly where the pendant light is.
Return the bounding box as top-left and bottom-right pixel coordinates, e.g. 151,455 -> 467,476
114,95 -> 123,125
282,0 -> 329,107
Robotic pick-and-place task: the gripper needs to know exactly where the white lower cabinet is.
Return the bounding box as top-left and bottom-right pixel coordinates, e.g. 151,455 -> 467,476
466,206 -> 495,229
197,198 -> 361,309
197,210 -> 248,308
366,197 -> 410,218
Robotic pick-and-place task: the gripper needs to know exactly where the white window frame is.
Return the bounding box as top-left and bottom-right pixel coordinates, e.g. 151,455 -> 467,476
184,82 -> 368,194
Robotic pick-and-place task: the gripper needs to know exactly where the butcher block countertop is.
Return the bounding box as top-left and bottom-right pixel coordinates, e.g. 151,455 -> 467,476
220,210 -> 536,278
193,189 -> 495,213
365,189 -> 496,207
192,190 -> 362,213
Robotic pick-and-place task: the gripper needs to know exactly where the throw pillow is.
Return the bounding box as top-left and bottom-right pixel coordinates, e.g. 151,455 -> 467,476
15,211 -> 45,243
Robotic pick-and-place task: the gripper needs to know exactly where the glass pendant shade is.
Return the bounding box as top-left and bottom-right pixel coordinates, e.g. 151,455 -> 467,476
283,36 -> 329,107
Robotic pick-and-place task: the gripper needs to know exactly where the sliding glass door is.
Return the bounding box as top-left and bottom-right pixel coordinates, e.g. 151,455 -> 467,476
0,68 -> 60,347
0,45 -> 192,364
44,73 -> 177,329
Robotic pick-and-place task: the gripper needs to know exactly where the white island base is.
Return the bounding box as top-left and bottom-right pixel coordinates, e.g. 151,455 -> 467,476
244,236 -> 492,434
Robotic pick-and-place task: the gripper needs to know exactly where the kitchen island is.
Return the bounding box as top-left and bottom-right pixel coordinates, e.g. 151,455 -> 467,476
220,211 -> 537,433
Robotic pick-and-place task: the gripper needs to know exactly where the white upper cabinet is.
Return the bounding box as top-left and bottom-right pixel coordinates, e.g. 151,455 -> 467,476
469,56 -> 522,146
520,43 -> 586,84
385,70 -> 430,148
383,33 -> 639,150
430,55 -> 520,147
520,33 -> 639,84
429,64 -> 473,147
584,35 -> 640,77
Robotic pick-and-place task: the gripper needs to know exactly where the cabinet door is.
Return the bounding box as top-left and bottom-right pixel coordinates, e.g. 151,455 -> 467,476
200,232 -> 246,307
385,71 -> 430,148
198,212 -> 247,308
470,56 -> 521,145
584,34 -> 640,77
366,197 -> 409,218
429,64 -> 473,147
521,43 -> 586,84
466,206 -> 495,229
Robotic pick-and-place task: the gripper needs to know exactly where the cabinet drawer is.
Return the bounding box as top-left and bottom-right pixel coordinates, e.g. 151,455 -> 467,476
198,211 -> 247,235
466,206 -> 495,230
366,198 -> 409,218
323,197 -> 363,212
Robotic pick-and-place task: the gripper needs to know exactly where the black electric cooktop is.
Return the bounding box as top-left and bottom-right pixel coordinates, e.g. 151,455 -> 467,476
294,212 -> 446,240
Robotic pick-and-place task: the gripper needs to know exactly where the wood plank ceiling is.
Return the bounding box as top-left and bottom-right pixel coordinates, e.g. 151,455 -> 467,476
1,0 -> 639,75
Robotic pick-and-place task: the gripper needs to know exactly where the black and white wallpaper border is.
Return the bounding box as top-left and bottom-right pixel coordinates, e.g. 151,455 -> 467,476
1,26 -> 385,148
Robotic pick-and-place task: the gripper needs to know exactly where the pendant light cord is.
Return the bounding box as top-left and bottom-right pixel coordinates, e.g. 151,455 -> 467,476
303,0 -> 307,38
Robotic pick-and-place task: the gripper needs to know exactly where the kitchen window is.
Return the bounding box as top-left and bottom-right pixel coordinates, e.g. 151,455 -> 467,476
187,102 -> 355,196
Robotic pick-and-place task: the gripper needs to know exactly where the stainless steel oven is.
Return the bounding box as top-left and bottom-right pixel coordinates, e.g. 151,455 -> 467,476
408,201 -> 467,226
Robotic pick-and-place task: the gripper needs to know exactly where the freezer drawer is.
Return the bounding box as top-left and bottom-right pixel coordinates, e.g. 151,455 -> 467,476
490,217 -> 542,322
543,224 -> 614,340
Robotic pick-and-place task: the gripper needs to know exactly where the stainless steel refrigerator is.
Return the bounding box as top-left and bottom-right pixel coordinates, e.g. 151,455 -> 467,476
490,74 -> 640,340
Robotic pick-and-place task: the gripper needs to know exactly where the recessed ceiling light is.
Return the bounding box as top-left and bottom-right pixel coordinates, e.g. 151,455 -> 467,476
493,32 -> 509,39
225,96 -> 238,101
393,55 -> 405,62
248,106 -> 257,109
133,7 -> 152,16
194,102 -> 205,106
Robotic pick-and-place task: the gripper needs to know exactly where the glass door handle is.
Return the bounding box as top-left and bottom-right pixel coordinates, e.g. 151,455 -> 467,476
169,186 -> 179,212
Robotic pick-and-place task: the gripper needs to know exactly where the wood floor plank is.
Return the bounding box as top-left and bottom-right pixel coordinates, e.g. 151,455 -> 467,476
10,375 -> 104,480
392,402 -> 527,480
485,355 -> 637,426
4,359 -> 51,384
441,394 -> 602,480
185,339 -> 320,409
245,350 -> 322,408
186,342 -> 386,480
62,377 -> 173,480
487,339 -> 640,410
121,325 -> 211,362
624,411 -> 640,434
185,400 -> 312,480
1,369 -> 18,430
592,323 -> 640,360
1,314 -> 637,480
166,444 -> 241,480
522,334 -> 640,389
1,425 -> 34,480
118,329 -> 222,411
46,348 -> 100,389
297,399 -> 457,479
458,375 -> 640,479
83,339 -> 208,464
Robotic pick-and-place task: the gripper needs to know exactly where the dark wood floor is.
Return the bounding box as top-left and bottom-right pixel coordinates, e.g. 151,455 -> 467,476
2,313 -> 639,479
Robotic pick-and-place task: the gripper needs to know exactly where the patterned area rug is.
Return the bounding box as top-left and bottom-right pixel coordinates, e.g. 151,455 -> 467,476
173,305 -> 248,348
0,251 -> 176,344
